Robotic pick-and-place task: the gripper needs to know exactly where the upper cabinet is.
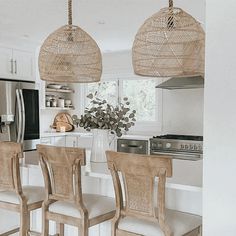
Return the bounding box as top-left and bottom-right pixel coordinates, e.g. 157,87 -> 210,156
0,47 -> 14,79
0,46 -> 35,82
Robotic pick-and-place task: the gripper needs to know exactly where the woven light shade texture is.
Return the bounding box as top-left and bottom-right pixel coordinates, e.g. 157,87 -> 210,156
132,7 -> 205,78
39,25 -> 102,83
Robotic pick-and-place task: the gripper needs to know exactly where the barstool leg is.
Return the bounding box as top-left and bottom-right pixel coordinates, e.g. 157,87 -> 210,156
42,203 -> 49,236
80,223 -> 88,236
111,219 -> 119,236
198,226 -> 202,236
56,223 -> 64,236
19,205 -> 30,236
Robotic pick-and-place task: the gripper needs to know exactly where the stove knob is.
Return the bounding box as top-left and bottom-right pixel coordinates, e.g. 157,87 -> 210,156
166,143 -> 171,148
157,143 -> 163,148
152,143 -> 157,148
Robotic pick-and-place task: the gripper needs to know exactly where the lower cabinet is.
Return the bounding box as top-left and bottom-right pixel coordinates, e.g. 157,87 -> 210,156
53,136 -> 66,146
41,136 -> 66,147
65,135 -> 93,149
65,136 -> 78,147
41,135 -> 93,149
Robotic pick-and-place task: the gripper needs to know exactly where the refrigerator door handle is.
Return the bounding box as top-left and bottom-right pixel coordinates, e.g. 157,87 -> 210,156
19,89 -> 25,143
16,89 -> 22,143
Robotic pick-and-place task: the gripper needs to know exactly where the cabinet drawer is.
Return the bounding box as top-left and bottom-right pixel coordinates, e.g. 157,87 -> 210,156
40,137 -> 51,145
117,139 -> 148,154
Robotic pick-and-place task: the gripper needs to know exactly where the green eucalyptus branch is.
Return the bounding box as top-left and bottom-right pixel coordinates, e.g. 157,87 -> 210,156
72,93 -> 136,137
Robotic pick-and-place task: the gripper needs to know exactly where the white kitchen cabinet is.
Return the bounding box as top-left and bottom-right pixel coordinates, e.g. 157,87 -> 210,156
13,49 -> 34,81
0,47 -> 13,79
0,46 -> 35,82
77,136 -> 93,149
65,135 -> 78,147
52,136 -> 66,146
40,137 -> 52,145
41,136 -> 66,147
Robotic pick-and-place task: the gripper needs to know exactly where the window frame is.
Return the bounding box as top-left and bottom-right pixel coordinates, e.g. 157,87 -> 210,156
79,77 -> 163,135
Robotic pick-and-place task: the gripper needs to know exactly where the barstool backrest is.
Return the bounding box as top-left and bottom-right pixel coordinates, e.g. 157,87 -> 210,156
106,151 -> 172,232
0,141 -> 22,192
37,145 -> 86,203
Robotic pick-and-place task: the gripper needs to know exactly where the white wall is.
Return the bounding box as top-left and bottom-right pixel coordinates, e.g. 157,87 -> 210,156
203,0 -> 236,235
162,89 -> 204,135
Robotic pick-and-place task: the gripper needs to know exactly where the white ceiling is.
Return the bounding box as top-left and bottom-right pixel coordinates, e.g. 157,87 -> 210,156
0,0 -> 205,52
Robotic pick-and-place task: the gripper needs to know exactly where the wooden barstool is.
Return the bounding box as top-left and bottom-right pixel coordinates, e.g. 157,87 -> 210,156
37,144 -> 116,236
106,151 -> 202,236
0,141 -> 45,236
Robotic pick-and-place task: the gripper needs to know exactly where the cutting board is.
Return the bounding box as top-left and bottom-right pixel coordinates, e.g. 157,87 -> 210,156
52,112 -> 74,132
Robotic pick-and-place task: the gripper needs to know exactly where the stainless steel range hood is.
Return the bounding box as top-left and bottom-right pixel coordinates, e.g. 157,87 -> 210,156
156,76 -> 204,90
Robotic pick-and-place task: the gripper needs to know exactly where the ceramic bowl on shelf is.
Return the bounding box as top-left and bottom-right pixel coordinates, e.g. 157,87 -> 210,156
61,85 -> 70,90
47,84 -> 62,89
65,99 -> 72,106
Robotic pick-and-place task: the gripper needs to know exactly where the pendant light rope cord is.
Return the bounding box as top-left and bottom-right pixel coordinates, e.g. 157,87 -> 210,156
168,0 -> 174,29
68,0 -> 72,25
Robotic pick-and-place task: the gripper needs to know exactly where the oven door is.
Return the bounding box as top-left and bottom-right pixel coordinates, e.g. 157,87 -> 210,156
18,82 -> 40,151
150,150 -> 202,161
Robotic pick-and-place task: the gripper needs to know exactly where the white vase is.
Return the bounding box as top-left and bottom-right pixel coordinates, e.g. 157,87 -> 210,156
90,129 -> 113,163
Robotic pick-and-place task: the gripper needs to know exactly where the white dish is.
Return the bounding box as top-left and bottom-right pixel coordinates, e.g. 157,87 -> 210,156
47,84 -> 62,89
65,99 -> 72,106
61,86 -> 70,90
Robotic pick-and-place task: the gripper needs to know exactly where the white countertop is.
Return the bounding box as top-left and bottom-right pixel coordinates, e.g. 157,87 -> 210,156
40,131 -> 92,138
41,131 -> 152,140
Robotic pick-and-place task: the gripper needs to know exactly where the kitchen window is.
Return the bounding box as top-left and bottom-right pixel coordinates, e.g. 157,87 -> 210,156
82,78 -> 162,134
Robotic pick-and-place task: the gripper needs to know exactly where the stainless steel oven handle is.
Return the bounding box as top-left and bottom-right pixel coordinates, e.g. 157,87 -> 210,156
16,89 -> 22,143
19,89 -> 25,143
121,144 -> 143,149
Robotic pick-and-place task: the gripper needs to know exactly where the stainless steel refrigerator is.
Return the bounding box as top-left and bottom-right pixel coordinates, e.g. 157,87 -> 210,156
0,79 -> 40,151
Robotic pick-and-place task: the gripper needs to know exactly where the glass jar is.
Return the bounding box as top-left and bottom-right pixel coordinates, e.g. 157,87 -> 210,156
51,99 -> 57,107
46,100 -> 51,107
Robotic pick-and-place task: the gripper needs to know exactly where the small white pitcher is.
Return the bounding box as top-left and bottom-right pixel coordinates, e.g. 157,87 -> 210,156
90,129 -> 115,163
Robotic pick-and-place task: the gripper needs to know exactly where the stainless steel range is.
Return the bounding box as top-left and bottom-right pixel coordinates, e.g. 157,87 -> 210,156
150,134 -> 203,161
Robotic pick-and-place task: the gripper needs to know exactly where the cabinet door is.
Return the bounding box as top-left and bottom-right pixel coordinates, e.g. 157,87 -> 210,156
40,137 -> 52,145
0,47 -> 13,79
52,136 -> 66,147
77,136 -> 93,149
66,136 -> 78,147
13,49 -> 35,81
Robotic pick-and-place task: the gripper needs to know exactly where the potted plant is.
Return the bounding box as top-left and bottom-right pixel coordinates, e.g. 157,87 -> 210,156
72,93 -> 136,162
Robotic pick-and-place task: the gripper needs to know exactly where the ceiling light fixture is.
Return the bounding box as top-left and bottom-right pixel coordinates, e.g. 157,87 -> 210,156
39,0 -> 102,83
132,0 -> 205,78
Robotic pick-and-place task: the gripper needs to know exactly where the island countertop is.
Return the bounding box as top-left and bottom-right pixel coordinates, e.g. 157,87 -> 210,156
41,130 -> 153,140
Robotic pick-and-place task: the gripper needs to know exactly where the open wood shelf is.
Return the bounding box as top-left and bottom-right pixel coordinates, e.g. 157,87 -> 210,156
46,88 -> 74,93
42,107 -> 75,111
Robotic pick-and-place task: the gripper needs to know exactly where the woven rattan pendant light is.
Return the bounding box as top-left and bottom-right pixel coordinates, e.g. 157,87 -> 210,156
39,0 -> 102,83
132,0 -> 205,78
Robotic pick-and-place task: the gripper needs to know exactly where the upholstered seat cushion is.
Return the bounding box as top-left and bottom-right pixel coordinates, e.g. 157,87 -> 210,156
0,209 -> 19,234
0,186 -> 45,205
49,193 -> 115,219
118,209 -> 202,236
